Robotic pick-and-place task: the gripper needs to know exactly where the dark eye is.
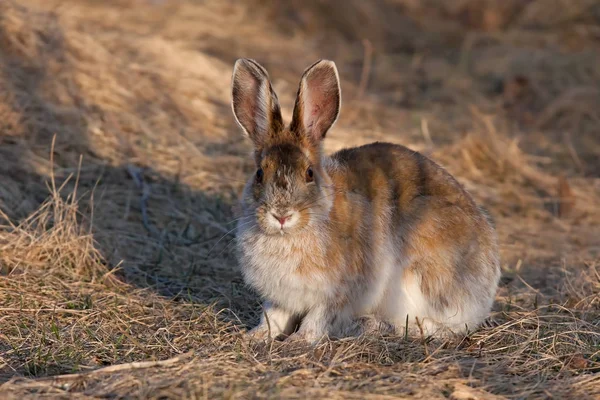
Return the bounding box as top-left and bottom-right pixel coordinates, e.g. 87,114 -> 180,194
256,168 -> 264,183
306,167 -> 314,183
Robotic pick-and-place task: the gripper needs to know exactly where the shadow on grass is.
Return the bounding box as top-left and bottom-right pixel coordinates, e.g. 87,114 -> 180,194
0,2 -> 262,364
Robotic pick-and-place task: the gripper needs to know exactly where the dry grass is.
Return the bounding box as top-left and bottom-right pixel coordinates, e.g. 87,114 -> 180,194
0,0 -> 599,398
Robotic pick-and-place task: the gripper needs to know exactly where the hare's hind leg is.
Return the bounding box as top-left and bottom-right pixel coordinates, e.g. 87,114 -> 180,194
397,256 -> 498,338
379,264 -> 439,337
380,259 -> 489,338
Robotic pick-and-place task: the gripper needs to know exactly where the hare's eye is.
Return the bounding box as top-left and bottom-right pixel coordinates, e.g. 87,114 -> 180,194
256,168 -> 264,183
306,167 -> 314,183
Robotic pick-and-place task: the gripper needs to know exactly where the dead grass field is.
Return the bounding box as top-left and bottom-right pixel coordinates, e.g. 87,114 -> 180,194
0,0 -> 599,398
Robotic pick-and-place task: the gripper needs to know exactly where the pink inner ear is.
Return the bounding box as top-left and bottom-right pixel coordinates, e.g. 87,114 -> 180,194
303,77 -> 337,140
233,63 -> 271,139
294,61 -> 340,141
311,104 -> 321,116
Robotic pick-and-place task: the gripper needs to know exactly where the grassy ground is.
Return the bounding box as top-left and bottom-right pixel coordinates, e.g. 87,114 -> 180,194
0,0 -> 599,398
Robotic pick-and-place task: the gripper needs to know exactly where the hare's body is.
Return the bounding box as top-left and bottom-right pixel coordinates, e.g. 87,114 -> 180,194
238,143 -> 499,340
232,59 -> 500,342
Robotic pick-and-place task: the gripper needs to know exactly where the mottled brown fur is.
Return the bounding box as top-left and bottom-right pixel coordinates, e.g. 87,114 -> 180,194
233,59 -> 500,341
324,142 -> 498,312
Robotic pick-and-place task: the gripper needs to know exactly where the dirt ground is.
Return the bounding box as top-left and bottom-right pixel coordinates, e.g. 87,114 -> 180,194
0,0 -> 599,398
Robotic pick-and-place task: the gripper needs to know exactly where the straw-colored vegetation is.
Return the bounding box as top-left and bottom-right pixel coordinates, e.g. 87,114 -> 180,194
0,0 -> 599,398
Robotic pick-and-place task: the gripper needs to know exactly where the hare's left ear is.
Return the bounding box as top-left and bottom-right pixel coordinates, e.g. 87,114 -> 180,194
290,60 -> 341,143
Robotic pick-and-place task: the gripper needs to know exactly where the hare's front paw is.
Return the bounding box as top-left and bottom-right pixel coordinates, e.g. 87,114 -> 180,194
288,328 -> 325,345
246,302 -> 297,341
246,324 -> 271,341
291,311 -> 331,345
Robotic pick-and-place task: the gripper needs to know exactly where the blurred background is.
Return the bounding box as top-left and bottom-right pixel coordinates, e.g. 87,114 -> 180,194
0,0 -> 599,395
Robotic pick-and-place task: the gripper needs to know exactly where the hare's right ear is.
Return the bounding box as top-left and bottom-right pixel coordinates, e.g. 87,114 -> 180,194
231,59 -> 283,146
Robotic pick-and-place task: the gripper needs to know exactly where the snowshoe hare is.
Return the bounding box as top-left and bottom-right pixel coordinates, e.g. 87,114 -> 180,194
231,59 -> 500,343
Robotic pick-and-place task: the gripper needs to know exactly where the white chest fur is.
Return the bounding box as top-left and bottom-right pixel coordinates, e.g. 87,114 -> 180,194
236,227 -> 335,314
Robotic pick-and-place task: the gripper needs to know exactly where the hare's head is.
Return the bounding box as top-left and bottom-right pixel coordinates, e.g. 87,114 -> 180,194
232,59 -> 341,235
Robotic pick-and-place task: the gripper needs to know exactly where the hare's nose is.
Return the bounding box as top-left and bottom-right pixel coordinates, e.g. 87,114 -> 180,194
272,213 -> 290,227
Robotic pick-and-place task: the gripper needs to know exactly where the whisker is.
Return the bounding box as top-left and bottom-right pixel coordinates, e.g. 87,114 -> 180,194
297,189 -> 345,213
298,193 -> 340,211
214,227 -> 256,259
221,215 -> 253,226
305,212 -> 331,219
206,219 -> 255,257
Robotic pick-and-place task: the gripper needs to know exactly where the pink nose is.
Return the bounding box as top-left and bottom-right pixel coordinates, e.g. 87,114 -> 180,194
273,214 -> 290,226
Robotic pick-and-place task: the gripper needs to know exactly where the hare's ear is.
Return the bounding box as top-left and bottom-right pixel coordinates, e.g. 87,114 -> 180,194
231,59 -> 283,146
290,59 -> 341,143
